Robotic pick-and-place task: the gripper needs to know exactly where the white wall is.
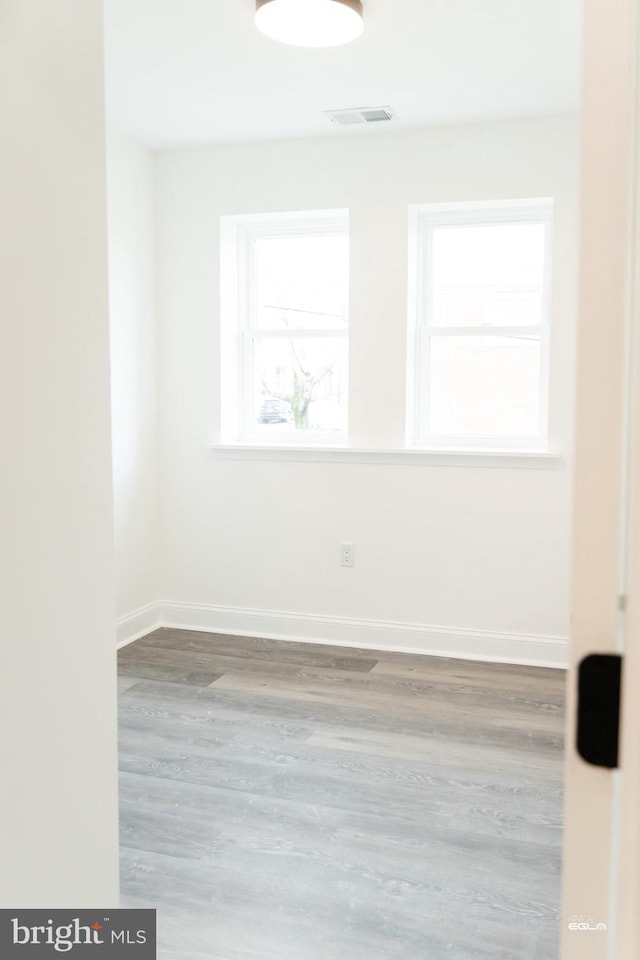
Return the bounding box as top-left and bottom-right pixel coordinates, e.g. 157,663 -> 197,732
155,116 -> 578,665
0,1 -> 119,906
107,132 -> 159,636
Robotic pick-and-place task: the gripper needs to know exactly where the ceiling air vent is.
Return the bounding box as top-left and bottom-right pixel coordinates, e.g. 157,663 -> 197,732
324,106 -> 396,126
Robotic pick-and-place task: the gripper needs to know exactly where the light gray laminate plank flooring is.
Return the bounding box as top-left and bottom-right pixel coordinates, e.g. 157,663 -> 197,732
118,628 -> 565,960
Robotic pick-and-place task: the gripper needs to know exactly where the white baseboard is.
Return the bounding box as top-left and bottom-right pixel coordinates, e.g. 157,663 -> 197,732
147,600 -> 568,669
116,602 -> 162,649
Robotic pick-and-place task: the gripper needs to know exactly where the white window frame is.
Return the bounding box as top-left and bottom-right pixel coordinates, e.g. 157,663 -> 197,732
406,199 -> 554,452
220,209 -> 349,446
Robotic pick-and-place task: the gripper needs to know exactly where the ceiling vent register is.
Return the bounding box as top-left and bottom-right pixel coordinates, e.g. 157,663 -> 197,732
324,106 -> 396,126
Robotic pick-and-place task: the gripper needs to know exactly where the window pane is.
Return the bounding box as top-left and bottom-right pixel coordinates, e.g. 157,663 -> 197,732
254,233 -> 349,331
252,337 -> 347,434
431,222 -> 547,327
428,335 -> 541,438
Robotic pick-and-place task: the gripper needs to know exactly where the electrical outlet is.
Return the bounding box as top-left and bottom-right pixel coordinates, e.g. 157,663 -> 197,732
341,543 -> 355,567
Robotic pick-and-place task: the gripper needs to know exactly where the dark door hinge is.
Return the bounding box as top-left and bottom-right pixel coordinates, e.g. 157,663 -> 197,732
577,653 -> 623,769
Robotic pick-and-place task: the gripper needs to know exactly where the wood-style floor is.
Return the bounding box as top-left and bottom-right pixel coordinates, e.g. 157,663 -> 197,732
118,629 -> 565,960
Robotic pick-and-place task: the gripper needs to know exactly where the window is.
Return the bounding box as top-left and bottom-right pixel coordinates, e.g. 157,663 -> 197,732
220,210 -> 349,444
408,200 -> 553,451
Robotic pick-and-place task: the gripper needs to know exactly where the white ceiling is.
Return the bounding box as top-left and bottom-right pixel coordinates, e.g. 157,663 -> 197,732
104,0 -> 581,149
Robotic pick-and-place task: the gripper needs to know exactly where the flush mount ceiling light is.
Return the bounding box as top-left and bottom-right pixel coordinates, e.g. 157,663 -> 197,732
255,0 -> 364,48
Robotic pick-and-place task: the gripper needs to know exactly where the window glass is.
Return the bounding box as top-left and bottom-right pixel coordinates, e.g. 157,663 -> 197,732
429,334 -> 542,438
431,222 -> 546,328
252,337 -> 347,434
409,202 -> 552,450
220,211 -> 349,442
254,234 -> 349,331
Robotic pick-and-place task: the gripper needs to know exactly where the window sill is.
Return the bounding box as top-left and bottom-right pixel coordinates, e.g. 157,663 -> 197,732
209,443 -> 564,469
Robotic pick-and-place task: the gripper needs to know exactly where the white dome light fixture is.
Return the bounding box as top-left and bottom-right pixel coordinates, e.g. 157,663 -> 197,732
255,0 -> 364,48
